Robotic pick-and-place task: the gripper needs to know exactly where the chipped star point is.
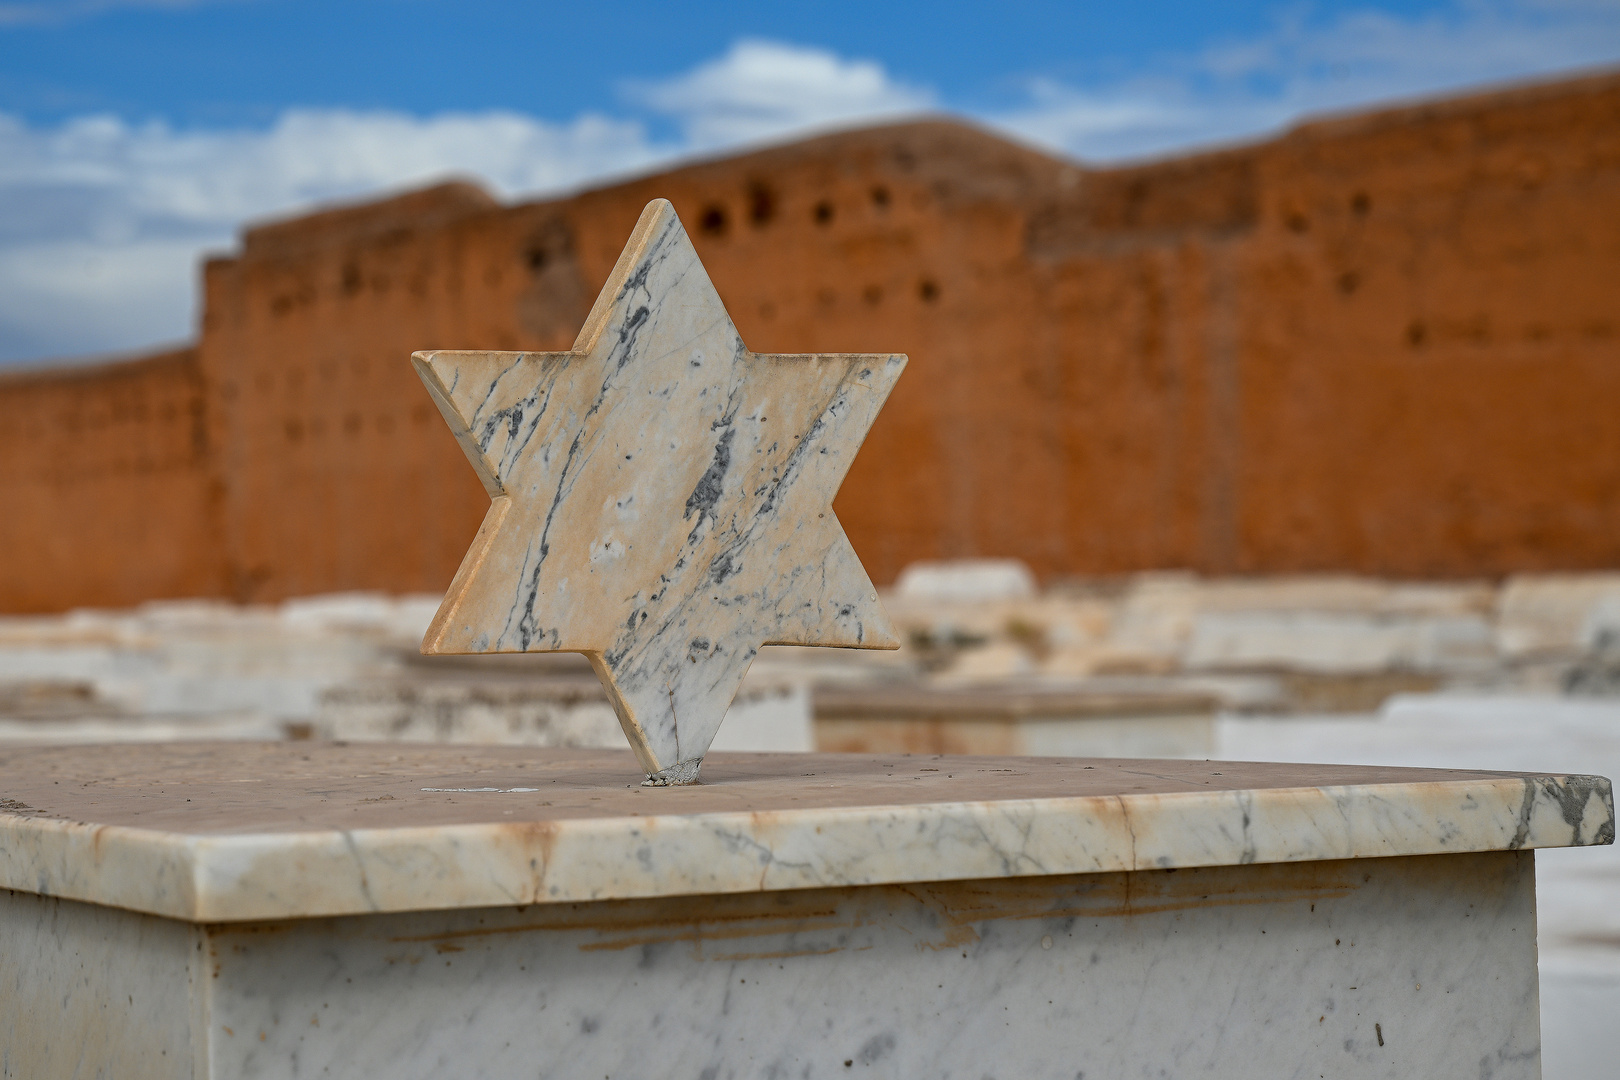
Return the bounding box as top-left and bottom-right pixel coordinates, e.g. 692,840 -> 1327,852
413,199 -> 904,784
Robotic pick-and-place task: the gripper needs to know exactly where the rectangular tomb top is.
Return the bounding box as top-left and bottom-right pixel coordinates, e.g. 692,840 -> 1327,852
0,742 -> 1608,923
811,683 -> 1220,720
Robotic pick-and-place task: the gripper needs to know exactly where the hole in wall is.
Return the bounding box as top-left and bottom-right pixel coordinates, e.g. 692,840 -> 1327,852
748,183 -> 776,225
699,205 -> 728,236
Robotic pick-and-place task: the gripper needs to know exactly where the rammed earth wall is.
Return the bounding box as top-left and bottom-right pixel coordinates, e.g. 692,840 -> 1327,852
4,72 -> 1619,611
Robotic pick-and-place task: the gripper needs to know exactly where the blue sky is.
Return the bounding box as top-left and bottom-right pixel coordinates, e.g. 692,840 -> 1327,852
2,0 -> 1618,365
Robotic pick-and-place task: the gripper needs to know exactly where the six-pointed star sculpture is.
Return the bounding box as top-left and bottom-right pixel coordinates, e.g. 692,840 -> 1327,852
413,199 -> 905,784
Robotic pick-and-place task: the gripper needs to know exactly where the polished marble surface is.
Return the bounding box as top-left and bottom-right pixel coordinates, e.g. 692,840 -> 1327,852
415,198 -> 903,783
0,742 -> 1607,921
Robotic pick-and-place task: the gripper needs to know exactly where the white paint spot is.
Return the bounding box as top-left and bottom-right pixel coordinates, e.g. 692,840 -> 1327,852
590,536 -> 627,563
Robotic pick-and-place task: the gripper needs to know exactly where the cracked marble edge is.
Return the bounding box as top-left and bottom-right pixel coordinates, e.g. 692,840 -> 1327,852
0,775 -> 1608,922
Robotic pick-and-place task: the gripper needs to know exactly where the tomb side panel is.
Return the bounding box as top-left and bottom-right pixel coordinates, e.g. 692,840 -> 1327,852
202,850 -> 1538,1080
0,887 -> 200,1079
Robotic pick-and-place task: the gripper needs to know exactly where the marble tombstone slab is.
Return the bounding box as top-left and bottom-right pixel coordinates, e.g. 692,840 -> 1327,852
0,741 -> 1610,1079
414,198 -> 904,785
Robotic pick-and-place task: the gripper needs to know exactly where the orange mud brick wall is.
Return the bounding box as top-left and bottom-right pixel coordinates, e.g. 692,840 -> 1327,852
2,72 -> 1618,611
0,349 -> 226,610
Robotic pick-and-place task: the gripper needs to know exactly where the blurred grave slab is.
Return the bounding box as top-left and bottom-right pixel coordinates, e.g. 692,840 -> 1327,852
5,570 -> 1620,744
882,566 -> 1620,696
0,593 -> 445,724
811,680 -> 1218,757
0,678 -> 100,718
319,652 -> 813,752
0,712 -> 283,744
0,677 -> 288,742
0,742 -> 1609,1079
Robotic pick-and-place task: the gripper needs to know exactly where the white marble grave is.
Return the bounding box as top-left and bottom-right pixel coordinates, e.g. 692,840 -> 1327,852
0,742 -> 1610,1079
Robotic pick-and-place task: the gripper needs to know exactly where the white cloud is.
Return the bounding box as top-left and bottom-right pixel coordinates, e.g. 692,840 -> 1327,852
628,38 -> 934,147
0,0 -> 209,28
0,107 -> 661,230
0,237 -> 202,362
0,108 -> 667,361
0,39 -> 933,363
994,0 -> 1620,161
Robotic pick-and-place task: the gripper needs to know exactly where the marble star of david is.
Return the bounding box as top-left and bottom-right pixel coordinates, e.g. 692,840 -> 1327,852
413,199 -> 905,784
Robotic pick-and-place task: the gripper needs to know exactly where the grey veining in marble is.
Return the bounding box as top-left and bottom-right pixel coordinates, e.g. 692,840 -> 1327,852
413,199 -> 904,783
